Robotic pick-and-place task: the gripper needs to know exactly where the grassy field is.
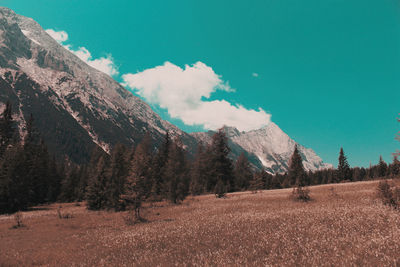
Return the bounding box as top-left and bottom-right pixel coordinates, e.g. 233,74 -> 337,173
1,180 -> 400,266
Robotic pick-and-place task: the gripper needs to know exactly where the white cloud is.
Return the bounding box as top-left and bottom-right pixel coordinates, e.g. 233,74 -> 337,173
122,62 -> 270,131
45,29 -> 68,43
45,29 -> 118,77
252,72 -> 259,77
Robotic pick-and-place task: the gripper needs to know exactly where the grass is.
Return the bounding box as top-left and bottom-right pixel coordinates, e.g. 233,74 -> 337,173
1,180 -> 400,266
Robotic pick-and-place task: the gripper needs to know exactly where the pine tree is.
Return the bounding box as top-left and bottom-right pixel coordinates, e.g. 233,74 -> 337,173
0,101 -> 15,159
151,132 -> 171,199
106,144 -> 129,210
121,135 -> 153,220
0,145 -> 29,213
337,147 -> 351,181
390,156 -> 400,177
249,172 -> 264,193
233,152 -> 253,191
189,142 -> 208,195
209,128 -> 234,197
378,156 -> 388,178
86,156 -> 109,210
46,156 -> 62,202
163,139 -> 188,203
288,145 -> 307,186
59,164 -> 80,202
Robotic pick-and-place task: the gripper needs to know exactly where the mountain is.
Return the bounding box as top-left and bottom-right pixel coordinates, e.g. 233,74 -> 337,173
191,124 -> 333,173
0,7 -> 332,173
0,7 -> 197,163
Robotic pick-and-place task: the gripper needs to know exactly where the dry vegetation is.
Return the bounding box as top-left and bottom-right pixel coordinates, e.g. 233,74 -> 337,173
1,180 -> 400,266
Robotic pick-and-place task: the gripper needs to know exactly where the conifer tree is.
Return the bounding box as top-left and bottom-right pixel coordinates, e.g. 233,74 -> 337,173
121,135 -> 153,220
189,142 -> 208,195
86,155 -> 109,210
233,152 -> 253,191
163,139 -> 188,203
106,144 -> 129,210
46,156 -> 61,202
0,101 -> 15,159
378,156 -> 388,178
389,156 -> 400,177
210,129 -> 234,197
76,165 -> 88,201
151,132 -> 171,199
59,164 -> 80,202
288,145 -> 307,186
0,145 -> 29,213
249,173 -> 264,193
337,147 -> 351,181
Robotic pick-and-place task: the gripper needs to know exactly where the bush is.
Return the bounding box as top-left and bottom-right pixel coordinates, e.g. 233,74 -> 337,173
11,212 -> 25,229
377,180 -> 399,210
291,186 -> 311,202
123,208 -> 148,225
57,206 -> 73,219
214,180 -> 227,198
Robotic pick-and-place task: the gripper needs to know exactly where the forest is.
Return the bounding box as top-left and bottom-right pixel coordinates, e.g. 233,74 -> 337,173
1,101 -> 399,216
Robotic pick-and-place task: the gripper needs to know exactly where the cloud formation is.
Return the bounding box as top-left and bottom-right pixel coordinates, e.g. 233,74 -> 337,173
45,29 -> 118,76
122,62 -> 270,131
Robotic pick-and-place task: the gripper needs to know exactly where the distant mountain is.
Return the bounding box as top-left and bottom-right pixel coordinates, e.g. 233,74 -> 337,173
191,124 -> 333,173
0,7 -> 332,173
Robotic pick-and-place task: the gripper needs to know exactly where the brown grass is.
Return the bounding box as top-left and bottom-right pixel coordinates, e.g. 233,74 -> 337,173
1,180 -> 400,266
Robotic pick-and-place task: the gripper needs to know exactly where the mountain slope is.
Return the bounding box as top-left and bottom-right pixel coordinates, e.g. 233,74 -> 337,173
0,7 -> 197,163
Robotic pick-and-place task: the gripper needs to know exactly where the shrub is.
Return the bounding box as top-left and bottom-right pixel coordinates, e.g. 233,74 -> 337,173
377,180 -> 399,210
122,208 -> 148,225
291,186 -> 311,202
57,206 -> 73,219
11,212 -> 25,229
214,180 -> 227,198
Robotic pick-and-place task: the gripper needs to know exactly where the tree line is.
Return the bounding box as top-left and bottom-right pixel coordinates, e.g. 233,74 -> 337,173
1,101 -> 399,215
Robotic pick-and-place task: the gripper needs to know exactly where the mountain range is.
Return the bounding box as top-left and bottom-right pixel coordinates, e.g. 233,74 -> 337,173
0,7 -> 332,173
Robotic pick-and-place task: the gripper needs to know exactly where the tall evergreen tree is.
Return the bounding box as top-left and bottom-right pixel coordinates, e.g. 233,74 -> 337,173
0,101 -> 15,159
163,139 -> 189,203
46,156 -> 62,202
19,114 -> 52,205
378,156 -> 388,178
86,155 -> 109,210
59,164 -> 80,202
151,132 -> 171,199
249,172 -> 264,193
389,156 -> 400,177
288,145 -> 307,186
189,142 -> 208,195
106,144 -> 129,210
121,135 -> 153,220
209,129 -> 234,197
0,145 -> 29,213
337,147 -> 351,181
233,152 -> 253,191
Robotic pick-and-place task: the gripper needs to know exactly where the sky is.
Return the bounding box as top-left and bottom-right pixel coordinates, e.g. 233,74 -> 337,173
2,0 -> 400,167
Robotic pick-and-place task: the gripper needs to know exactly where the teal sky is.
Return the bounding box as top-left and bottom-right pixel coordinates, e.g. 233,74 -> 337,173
2,0 -> 400,167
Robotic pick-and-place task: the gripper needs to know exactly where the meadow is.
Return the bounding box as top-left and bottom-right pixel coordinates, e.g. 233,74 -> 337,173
1,180 -> 399,266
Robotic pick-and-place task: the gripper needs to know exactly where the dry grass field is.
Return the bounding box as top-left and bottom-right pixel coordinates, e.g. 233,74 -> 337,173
1,180 -> 400,266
